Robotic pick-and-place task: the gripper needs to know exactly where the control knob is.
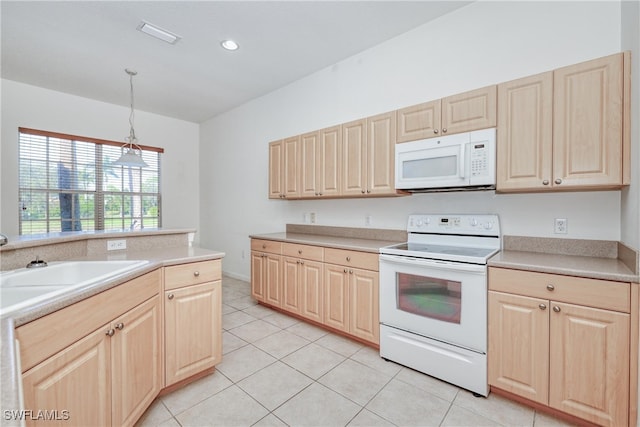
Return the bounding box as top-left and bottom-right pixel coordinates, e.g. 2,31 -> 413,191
483,222 -> 494,230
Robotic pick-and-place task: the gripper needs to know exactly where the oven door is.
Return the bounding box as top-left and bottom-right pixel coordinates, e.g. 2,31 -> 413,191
379,254 -> 487,353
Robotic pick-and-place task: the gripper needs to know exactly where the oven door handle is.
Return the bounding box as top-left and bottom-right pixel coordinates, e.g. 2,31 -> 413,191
379,254 -> 486,273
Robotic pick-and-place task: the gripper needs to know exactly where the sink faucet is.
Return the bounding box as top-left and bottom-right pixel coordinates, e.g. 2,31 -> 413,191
0,233 -> 7,246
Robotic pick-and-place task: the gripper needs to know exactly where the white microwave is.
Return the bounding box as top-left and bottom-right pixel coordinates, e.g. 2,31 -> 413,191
395,128 -> 496,192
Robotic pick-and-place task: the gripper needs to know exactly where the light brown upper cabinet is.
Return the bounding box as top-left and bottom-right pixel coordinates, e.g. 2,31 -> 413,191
342,111 -> 397,196
496,72 -> 553,191
269,136 -> 300,199
396,86 -> 497,143
300,126 -> 342,198
497,52 -> 631,192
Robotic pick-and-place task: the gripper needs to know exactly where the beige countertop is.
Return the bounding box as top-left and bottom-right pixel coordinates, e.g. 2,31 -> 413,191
250,232 -> 403,253
0,244 -> 224,424
488,250 -> 638,283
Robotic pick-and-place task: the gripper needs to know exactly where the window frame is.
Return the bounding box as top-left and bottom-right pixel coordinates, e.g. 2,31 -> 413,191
18,127 -> 164,235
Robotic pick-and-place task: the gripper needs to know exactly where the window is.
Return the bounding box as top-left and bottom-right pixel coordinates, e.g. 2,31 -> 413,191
18,128 -> 162,235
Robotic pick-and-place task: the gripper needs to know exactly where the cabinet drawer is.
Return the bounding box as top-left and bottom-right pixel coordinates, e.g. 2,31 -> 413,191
17,269 -> 161,372
324,248 -> 379,271
251,239 -> 283,254
489,267 -> 630,312
165,260 -> 221,290
282,243 -> 323,261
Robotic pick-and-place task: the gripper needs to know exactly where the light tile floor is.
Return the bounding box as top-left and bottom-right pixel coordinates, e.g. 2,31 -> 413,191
136,276 -> 574,427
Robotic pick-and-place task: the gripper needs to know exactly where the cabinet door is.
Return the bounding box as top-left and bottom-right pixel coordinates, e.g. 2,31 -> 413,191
324,264 -> 349,332
22,325 -> 111,427
282,257 -> 301,314
341,119 -> 367,196
553,53 -> 623,189
488,291 -> 549,405
441,85 -> 497,135
496,72 -> 553,192
396,100 -> 441,142
165,281 -> 222,386
367,112 -> 396,195
112,296 -> 161,427
268,140 -> 283,199
349,269 -> 379,344
300,260 -> 324,323
283,135 -> 300,198
549,302 -> 629,427
318,125 -> 341,197
250,252 -> 266,302
265,254 -> 282,307
300,131 -> 319,198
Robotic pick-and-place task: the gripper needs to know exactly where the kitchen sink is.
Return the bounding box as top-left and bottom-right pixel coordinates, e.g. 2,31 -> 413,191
0,260 -> 149,313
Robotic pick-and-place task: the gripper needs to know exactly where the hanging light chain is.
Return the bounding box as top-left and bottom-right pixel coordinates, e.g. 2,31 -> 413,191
126,68 -> 138,145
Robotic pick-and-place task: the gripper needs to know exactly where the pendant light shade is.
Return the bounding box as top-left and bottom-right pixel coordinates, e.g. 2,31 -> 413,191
113,69 -> 148,168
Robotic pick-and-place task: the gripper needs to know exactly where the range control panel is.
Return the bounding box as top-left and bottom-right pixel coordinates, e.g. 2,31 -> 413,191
407,214 -> 500,236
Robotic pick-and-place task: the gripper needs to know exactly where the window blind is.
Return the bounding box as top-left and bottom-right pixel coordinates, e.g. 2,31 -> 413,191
18,128 -> 162,235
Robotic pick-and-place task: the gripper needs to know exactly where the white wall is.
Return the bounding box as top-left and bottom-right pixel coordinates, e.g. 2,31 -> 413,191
200,1 -> 627,281
0,79 -> 200,236
621,0 -> 640,252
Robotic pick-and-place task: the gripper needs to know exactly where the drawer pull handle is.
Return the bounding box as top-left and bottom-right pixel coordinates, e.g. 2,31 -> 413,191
298,250 -> 302,255
262,244 -> 267,249
546,284 -> 555,291
555,178 -> 562,185
106,329 -> 115,337
346,256 -> 351,262
194,271 -> 200,277
168,293 -> 175,300
542,180 -> 549,185
300,261 -> 305,265
349,270 -> 353,274
553,306 -> 561,313
115,322 -> 124,330
344,269 -> 348,273
538,303 -> 547,310
297,260 -> 300,264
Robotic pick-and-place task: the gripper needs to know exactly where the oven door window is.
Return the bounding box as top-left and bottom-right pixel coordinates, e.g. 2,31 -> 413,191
396,272 -> 461,324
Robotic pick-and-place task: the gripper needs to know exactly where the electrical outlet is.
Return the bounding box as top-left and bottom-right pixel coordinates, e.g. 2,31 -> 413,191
554,218 -> 568,234
310,212 -> 316,224
107,239 -> 127,251
365,215 -> 372,226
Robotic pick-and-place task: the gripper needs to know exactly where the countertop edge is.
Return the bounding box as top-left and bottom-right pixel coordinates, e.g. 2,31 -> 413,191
249,232 -> 402,253
488,251 -> 639,283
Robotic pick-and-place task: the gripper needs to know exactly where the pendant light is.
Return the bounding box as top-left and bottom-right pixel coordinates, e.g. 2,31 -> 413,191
113,68 -> 148,168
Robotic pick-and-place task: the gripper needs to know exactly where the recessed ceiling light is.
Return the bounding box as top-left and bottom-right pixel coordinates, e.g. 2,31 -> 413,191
137,21 -> 181,45
220,40 -> 239,51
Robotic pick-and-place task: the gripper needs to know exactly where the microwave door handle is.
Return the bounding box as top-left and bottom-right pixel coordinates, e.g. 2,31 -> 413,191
458,144 -> 466,179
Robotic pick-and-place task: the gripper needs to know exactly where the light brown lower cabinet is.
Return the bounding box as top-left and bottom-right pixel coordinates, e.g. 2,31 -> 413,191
20,279 -> 162,427
324,264 -> 379,344
488,267 -> 633,427
164,282 -> 222,386
17,259 -> 224,427
250,239 -> 380,346
164,259 -> 223,386
282,243 -> 324,322
250,239 -> 283,305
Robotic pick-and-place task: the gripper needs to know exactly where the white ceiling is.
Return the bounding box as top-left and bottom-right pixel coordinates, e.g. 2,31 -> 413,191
1,1 -> 472,123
